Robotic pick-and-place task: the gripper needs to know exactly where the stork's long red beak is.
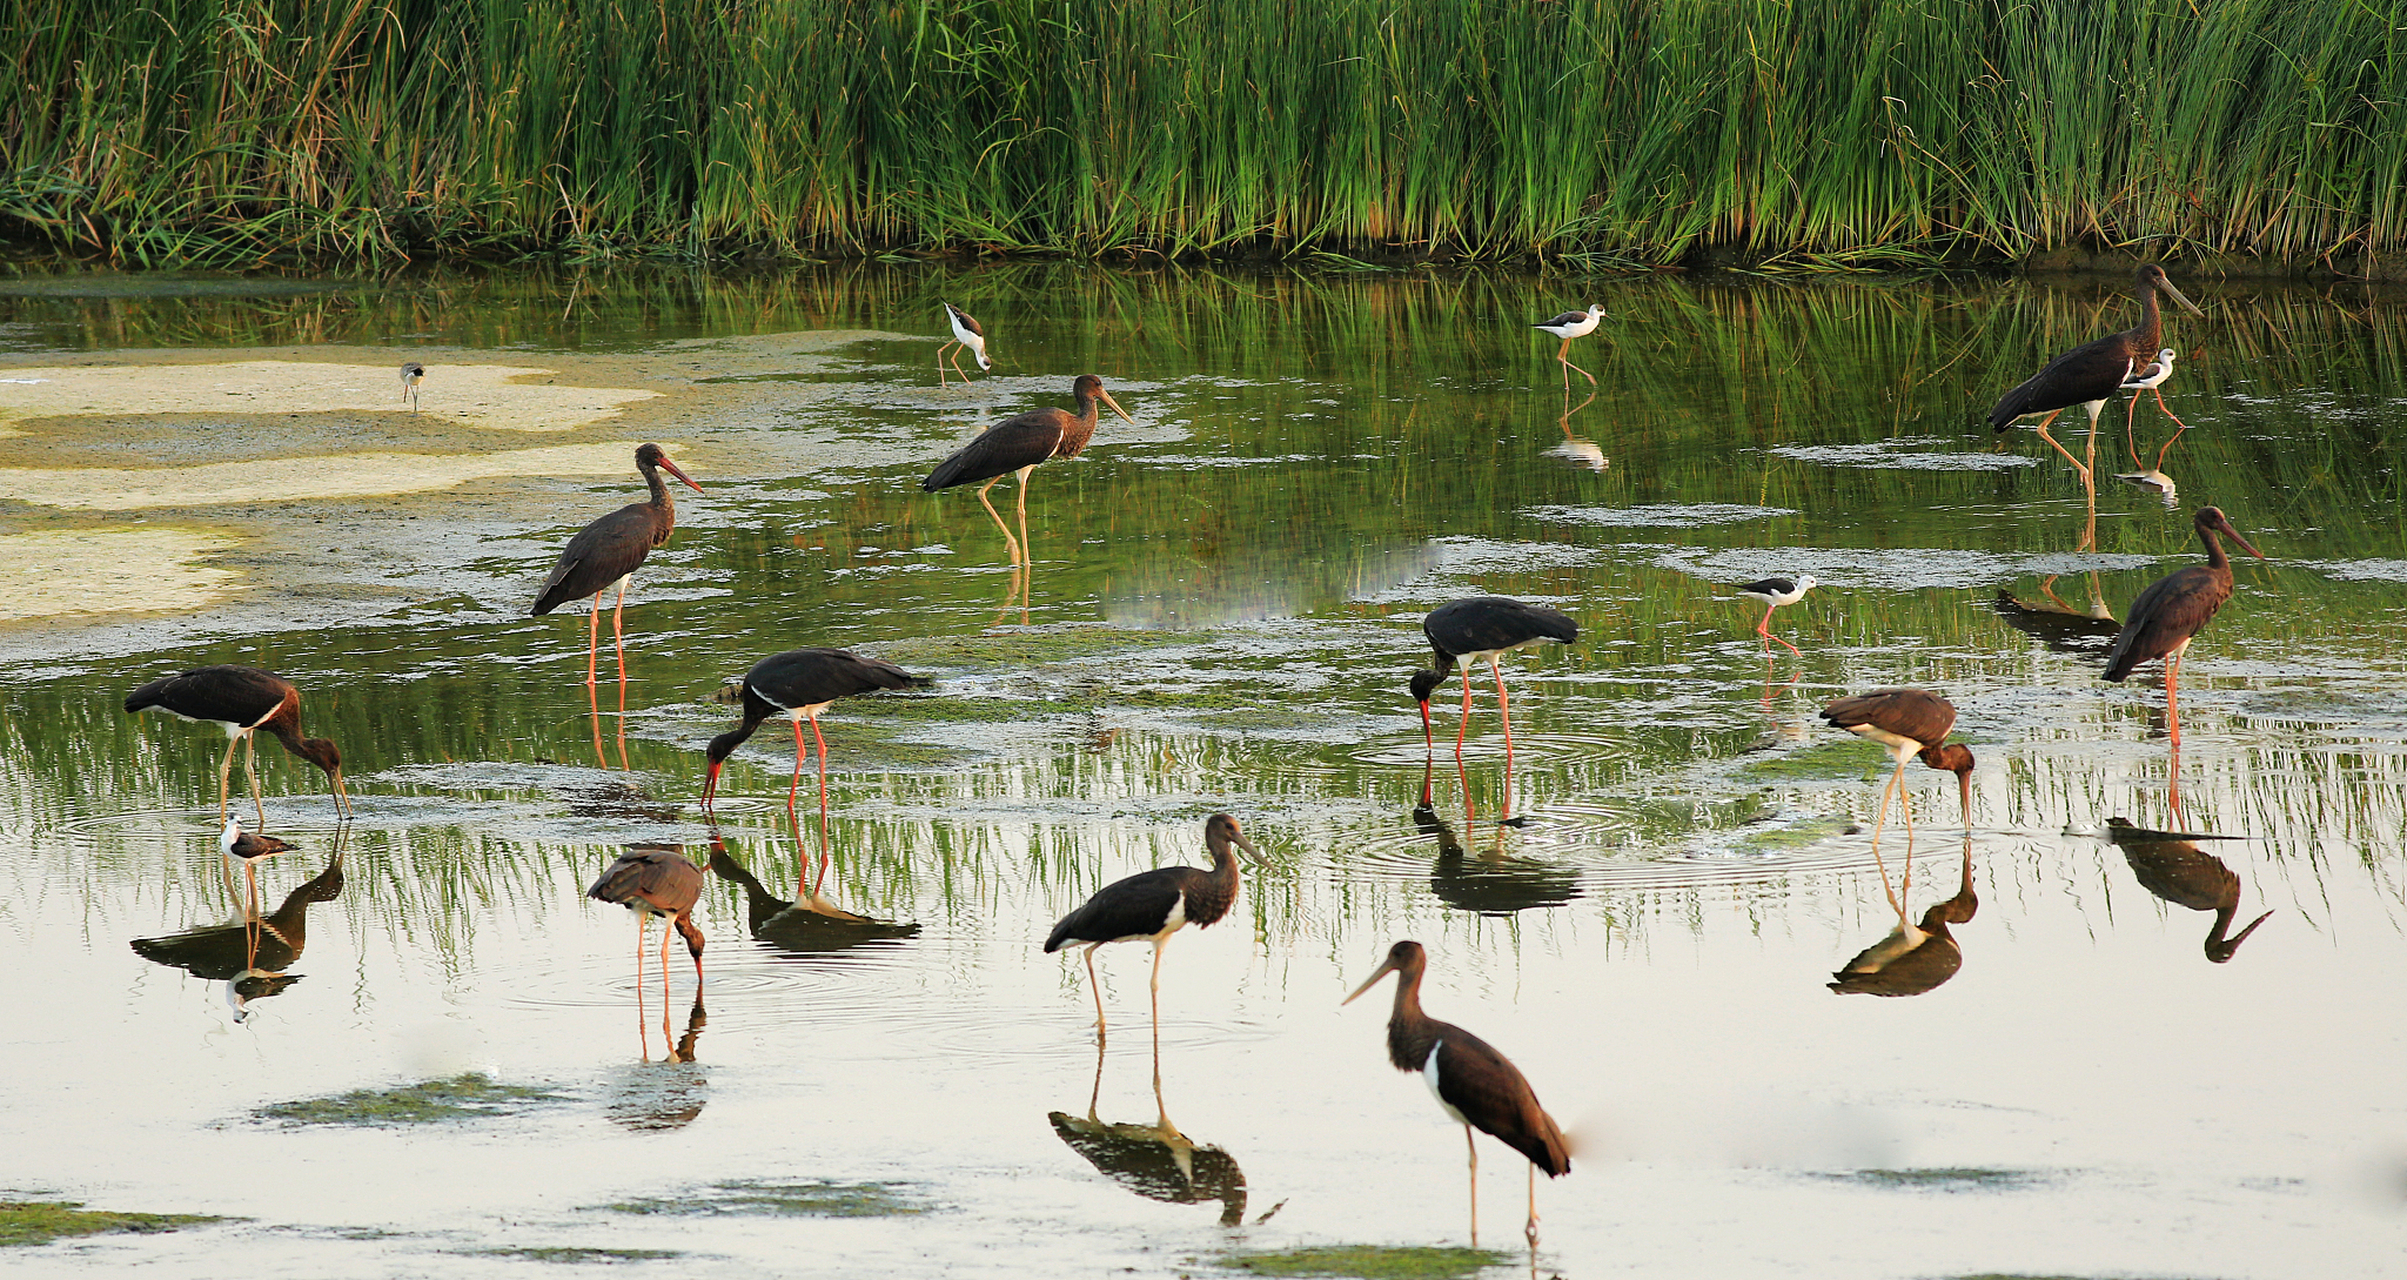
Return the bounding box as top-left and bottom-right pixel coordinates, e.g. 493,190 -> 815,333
659,456 -> 704,493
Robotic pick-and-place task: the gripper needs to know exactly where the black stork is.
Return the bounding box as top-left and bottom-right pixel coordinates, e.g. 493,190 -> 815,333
1044,814 -> 1260,1059
124,664 -> 351,824
1989,265 -> 2201,496
2103,506 -> 2264,746
531,443 -> 703,693
1829,832 -> 1978,997
1344,940 -> 1570,1249
1407,596 -> 1577,814
1531,304 -> 1605,390
1735,574 -> 1815,657
1819,689 -> 1976,920
922,374 -> 1133,569
589,844 -> 706,1004
938,301 -> 991,384
701,648 -> 933,893
399,360 -> 425,411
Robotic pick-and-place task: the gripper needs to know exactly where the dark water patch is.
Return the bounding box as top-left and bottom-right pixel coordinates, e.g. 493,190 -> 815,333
1814,1167 -> 2048,1191
1219,1245 -> 1510,1279
603,1179 -> 931,1218
459,1245 -> 683,1263
255,1074 -> 571,1127
0,1199 -> 228,1246
0,274 -> 350,300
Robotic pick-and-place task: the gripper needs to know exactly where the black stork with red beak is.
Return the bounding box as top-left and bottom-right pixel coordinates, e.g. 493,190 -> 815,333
2103,506 -> 2265,743
531,443 -> 702,691
1990,265 -> 2202,496
124,664 -> 350,824
1407,597 -> 1577,813
921,375 -> 1133,569
1044,814 -> 1260,1054
1344,940 -> 1570,1249
701,648 -> 932,892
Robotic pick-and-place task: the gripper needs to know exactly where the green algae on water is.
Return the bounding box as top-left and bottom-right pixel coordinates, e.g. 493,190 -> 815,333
0,1199 -> 224,1247
1220,1245 -> 1509,1279
1817,1167 -> 2043,1190
256,1073 -> 569,1127
604,1179 -> 930,1219
461,1246 -> 683,1263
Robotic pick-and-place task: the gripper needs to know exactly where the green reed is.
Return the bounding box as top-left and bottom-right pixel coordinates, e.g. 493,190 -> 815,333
6,0 -> 2404,266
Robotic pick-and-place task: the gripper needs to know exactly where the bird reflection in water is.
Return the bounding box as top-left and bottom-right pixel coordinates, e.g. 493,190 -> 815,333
1992,587 -> 2120,653
607,995 -> 709,1129
1415,805 -> 1581,917
132,829 -> 347,1022
703,830 -> 921,951
1829,832 -> 1977,997
2104,819 -> 2274,963
1047,1038 -> 1269,1228
2114,348 -> 2189,506
1542,388 -> 1606,473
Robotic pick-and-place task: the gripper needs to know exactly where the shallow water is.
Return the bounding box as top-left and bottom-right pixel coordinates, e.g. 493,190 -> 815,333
2,263 -> 2405,1278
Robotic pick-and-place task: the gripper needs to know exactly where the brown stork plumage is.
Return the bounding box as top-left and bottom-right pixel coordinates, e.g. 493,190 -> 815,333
1345,940 -> 1570,1249
531,443 -> 702,691
2102,506 -> 2265,744
921,375 -> 1132,568
589,844 -> 707,987
1819,689 -> 1976,919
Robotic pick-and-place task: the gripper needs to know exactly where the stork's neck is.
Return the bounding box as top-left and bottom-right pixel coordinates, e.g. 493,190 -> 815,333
2198,522 -> 2231,574
641,459 -> 678,528
2133,278 -> 2165,352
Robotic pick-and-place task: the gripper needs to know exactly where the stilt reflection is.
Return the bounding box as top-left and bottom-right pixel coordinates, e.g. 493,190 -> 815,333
1415,805 -> 1580,916
1829,832 -> 1977,997
2104,820 -> 2274,963
132,829 -> 346,1022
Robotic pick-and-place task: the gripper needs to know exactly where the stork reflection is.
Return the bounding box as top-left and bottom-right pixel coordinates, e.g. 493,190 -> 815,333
608,995 -> 709,1128
2105,820 -> 2274,963
1047,1038 -> 1259,1226
132,829 -> 346,1022
704,830 -> 921,953
1830,832 -> 1977,997
1415,805 -> 1580,916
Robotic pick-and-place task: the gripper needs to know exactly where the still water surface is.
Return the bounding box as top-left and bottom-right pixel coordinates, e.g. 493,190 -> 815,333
2,264 -> 2403,1277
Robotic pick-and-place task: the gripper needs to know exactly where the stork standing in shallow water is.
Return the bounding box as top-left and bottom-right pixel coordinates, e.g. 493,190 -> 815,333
1819,689 -> 1976,919
1990,266 -> 2201,499
1531,304 -> 1605,390
701,648 -> 933,895
2102,506 -> 2264,749
124,664 -> 350,824
922,375 -> 1132,571
530,444 -> 703,695
1345,940 -> 1571,1249
1407,597 -> 1577,817
1043,813 -> 1260,1119
588,845 -> 706,1047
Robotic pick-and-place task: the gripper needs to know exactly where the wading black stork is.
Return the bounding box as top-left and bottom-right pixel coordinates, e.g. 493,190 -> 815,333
701,648 -> 933,893
124,664 -> 350,824
1344,940 -> 1570,1249
1736,574 -> 1815,657
589,844 -> 706,988
1044,814 -> 1259,1065
398,361 -> 425,411
937,302 -> 991,384
1407,597 -> 1577,814
922,374 -> 1132,569
2103,506 -> 2264,745
1819,689 -> 1976,920
1532,304 -> 1605,390
1990,265 -> 2201,495
531,443 -> 703,692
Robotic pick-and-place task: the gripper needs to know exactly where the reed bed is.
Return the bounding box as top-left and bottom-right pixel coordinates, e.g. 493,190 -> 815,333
6,0 -> 2404,267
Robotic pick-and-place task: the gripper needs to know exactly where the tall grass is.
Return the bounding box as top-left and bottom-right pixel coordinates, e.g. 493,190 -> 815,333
7,1 -> 2405,267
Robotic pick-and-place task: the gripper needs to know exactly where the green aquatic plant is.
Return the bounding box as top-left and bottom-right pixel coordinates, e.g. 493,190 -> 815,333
0,1199 -> 224,1246
604,1179 -> 931,1218
1220,1245 -> 1509,1279
255,1074 -> 570,1127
